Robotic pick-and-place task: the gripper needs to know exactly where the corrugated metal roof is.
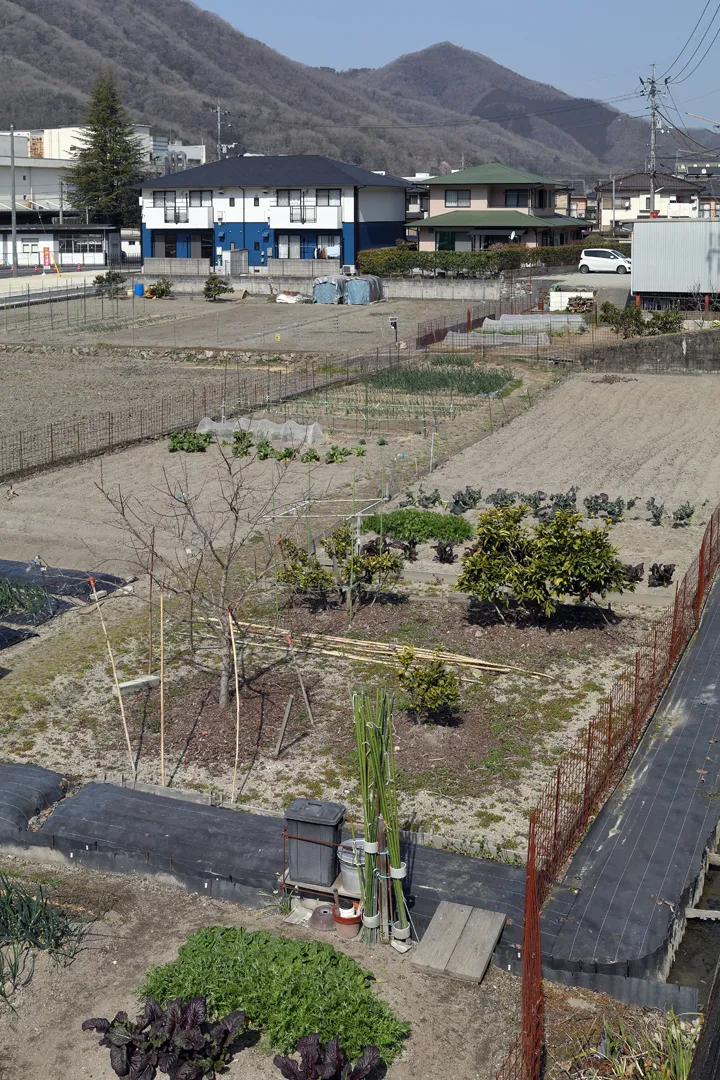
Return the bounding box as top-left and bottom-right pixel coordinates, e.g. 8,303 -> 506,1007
414,210 -> 590,227
141,155 -> 409,190
424,164 -> 561,187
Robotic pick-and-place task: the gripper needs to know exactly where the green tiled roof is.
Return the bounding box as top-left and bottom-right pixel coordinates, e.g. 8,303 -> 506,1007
424,164 -> 563,187
412,210 -> 590,228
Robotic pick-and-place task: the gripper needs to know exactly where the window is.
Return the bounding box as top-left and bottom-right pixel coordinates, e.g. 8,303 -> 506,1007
505,189 -> 528,207
645,196 -> 651,210
253,196 -> 260,206
537,189 -> 547,208
276,189 -> 301,206
254,241 -> 260,251
444,189 -> 471,208
189,190 -> 212,206
22,241 -> 38,254
58,233 -> 104,254
316,233 -> 341,256
435,231 -> 471,251
316,188 -> 341,206
229,197 -> 235,207
153,190 -> 176,207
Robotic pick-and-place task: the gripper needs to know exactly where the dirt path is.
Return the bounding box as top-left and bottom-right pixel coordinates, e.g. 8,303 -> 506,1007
0,853 -> 520,1080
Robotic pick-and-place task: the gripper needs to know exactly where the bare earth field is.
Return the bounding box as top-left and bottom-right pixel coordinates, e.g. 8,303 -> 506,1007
0,854 -> 520,1080
1,294 -> 475,354
3,367 -> 715,858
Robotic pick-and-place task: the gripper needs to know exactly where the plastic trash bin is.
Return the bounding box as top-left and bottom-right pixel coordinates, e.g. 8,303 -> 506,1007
134,282 -> 145,297
285,798 -> 345,887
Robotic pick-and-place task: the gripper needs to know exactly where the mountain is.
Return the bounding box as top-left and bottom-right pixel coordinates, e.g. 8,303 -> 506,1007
0,3 -> 711,179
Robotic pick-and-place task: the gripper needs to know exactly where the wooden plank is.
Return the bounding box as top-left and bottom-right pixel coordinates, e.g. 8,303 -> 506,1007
411,901 -> 473,975
445,907 -> 506,983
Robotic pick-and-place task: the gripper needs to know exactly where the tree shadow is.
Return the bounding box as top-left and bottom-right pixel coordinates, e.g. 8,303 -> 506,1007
466,597 -> 623,632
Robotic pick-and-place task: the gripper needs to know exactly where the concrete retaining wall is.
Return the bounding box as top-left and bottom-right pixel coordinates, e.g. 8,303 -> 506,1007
0,341 -> 337,364
137,273 -> 507,301
587,326 -> 720,371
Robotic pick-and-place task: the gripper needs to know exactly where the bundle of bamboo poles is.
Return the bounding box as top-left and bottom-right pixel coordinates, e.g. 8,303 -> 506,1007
232,619 -> 552,680
353,690 -> 409,945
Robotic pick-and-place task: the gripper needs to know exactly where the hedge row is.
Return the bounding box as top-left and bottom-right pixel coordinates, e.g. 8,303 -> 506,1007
356,240 -> 622,278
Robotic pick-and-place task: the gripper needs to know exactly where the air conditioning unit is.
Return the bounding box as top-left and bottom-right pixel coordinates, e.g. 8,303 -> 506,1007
342,264 -> 357,275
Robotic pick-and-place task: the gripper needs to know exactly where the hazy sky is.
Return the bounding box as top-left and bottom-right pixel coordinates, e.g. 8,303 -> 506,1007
198,0 -> 720,129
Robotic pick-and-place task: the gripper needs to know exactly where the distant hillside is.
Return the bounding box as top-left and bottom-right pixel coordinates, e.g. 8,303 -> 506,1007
0,4 -> 711,178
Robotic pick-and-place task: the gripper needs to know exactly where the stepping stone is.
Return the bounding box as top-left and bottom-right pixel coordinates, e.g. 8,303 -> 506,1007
411,900 -> 506,984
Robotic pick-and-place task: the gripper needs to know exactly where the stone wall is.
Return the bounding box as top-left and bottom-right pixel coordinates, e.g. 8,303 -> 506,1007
0,341 -> 339,365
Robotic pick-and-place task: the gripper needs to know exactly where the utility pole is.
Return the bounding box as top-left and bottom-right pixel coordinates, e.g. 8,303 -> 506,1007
611,175 -> 616,232
9,122 -> 18,277
212,101 -> 230,161
640,65 -> 659,213
59,179 -> 64,225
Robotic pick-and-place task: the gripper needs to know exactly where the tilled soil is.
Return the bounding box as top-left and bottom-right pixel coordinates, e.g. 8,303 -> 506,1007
0,853 -> 521,1080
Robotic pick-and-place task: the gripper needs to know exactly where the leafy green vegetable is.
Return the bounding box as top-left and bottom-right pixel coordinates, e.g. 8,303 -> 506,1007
362,509 -> 473,543
325,445 -> 352,464
139,927 -> 409,1063
672,502 -> 695,527
0,577 -> 49,619
363,366 -> 515,396
300,448 -> 320,463
168,430 -> 212,453
231,430 -> 254,457
255,437 -> 275,461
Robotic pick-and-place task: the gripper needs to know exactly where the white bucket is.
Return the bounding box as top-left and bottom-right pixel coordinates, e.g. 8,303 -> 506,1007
338,839 -> 365,895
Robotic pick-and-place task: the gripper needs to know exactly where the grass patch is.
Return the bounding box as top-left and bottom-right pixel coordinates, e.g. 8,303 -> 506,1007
429,353 -> 475,367
362,509 -> 473,543
139,926 -> 409,1064
363,365 -> 515,396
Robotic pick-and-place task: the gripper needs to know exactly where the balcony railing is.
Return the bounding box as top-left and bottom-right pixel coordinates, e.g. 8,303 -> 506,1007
289,206 -> 317,223
164,207 -> 189,224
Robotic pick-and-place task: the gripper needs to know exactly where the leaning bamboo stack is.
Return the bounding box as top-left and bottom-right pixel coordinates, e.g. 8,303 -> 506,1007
235,621 -> 552,681
353,689 -> 410,945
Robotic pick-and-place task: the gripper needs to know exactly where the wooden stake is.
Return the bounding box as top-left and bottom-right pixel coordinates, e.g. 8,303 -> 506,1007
275,694 -> 295,757
90,576 -> 136,781
229,612 -> 241,801
159,586 -> 165,787
148,527 -> 155,675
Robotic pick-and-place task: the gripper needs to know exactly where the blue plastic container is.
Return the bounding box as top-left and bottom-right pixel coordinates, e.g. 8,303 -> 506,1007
134,282 -> 145,297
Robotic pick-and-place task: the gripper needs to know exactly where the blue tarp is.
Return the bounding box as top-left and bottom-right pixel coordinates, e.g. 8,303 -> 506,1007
313,276 -> 346,304
345,275 -> 382,305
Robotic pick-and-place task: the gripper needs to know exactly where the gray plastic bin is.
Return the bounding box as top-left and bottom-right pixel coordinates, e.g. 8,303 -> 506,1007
285,798 -> 345,887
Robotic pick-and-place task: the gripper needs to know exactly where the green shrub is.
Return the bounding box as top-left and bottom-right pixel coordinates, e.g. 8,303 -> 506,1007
362,509 -> 473,543
203,273 -> 234,301
139,926 -> 409,1063
146,276 -> 174,299
94,269 -> 127,297
168,430 -> 212,453
276,540 -> 334,598
355,242 -> 613,278
396,647 -> 460,720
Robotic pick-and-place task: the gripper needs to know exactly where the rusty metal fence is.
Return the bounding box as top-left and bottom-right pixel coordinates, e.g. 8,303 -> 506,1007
498,504 -> 720,1080
0,347 -> 404,482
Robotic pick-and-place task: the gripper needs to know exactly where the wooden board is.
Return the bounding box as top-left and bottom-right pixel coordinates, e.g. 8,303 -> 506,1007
445,907 -> 506,983
411,900 -> 506,984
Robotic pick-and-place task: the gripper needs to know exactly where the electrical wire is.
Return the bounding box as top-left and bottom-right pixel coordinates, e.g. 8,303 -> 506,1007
672,6 -> 720,82
661,0 -> 714,77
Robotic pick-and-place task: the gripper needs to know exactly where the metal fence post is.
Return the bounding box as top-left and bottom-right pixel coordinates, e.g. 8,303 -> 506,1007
696,539 -> 706,624
632,652 -> 641,738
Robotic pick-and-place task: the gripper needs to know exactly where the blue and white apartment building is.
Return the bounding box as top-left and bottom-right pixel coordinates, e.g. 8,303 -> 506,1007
140,155 -> 409,270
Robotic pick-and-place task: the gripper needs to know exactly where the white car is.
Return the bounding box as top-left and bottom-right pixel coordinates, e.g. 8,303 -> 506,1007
579,249 -> 631,274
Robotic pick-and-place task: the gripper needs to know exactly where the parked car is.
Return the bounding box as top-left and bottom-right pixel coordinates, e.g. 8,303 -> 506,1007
579,249 -> 631,274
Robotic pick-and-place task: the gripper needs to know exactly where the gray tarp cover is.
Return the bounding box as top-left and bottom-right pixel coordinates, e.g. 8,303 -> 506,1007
196,416 -> 324,444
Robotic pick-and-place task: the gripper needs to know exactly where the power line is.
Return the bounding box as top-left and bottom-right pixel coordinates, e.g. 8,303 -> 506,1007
672,6 -> 720,82
661,0 -> 714,77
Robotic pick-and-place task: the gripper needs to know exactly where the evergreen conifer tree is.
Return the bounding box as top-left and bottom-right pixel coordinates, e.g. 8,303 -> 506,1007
67,71 -> 145,226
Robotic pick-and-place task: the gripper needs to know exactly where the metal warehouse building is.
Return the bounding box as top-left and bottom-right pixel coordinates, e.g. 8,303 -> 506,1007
632,219 -> 720,303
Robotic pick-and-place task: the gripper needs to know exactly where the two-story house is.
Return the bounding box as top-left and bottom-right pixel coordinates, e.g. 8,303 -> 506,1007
140,155 -> 409,270
595,172 -> 702,231
412,164 -> 589,252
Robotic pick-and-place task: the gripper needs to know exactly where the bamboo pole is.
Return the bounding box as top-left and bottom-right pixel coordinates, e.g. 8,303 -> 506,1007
159,586 -> 165,787
148,527 -> 155,676
89,577 -> 136,781
229,612 -> 241,801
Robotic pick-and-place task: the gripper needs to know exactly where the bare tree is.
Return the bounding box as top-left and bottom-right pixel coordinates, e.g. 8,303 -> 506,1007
98,443 -> 298,709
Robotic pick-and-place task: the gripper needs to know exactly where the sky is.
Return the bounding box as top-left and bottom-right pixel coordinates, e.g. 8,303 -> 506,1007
198,0 -> 720,130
